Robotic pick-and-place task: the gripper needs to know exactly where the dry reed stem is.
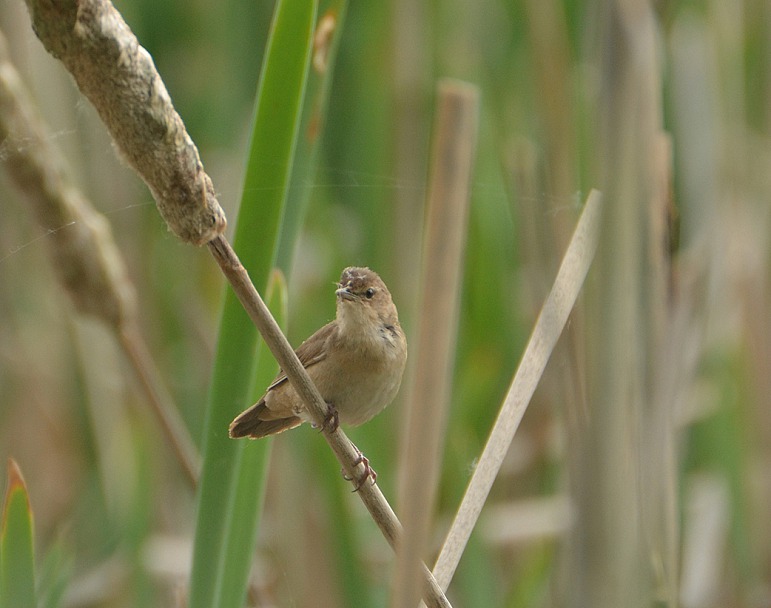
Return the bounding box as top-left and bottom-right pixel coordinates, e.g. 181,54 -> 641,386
393,79 -> 478,608
0,30 -> 200,487
574,1 -> 662,605
642,132 -> 679,606
430,189 -> 601,593
679,474 -> 729,608
118,324 -> 200,484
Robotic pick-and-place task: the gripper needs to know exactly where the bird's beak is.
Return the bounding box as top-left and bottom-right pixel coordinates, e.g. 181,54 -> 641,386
336,287 -> 356,301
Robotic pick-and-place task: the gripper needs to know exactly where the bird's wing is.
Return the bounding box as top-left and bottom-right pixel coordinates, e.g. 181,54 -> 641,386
263,321 -> 337,392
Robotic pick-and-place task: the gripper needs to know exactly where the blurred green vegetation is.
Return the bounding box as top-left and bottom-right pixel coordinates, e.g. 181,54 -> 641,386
1,0 -> 771,606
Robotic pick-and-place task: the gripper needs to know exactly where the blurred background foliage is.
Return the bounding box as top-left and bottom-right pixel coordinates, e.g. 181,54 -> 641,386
1,0 -> 771,606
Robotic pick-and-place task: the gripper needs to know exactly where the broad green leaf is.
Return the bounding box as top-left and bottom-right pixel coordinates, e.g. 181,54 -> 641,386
188,0 -> 317,606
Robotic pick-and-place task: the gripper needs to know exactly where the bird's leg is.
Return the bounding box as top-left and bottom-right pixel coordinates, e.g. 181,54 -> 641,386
319,401 -> 339,433
342,444 -> 377,491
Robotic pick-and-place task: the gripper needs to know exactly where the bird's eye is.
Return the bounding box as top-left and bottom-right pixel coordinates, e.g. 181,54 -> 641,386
365,288 -> 375,299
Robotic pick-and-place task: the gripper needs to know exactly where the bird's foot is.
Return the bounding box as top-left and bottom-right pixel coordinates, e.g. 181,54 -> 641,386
318,402 -> 339,434
342,446 -> 377,491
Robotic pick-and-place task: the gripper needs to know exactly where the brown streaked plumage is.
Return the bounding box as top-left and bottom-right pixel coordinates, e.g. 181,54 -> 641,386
229,267 -> 407,440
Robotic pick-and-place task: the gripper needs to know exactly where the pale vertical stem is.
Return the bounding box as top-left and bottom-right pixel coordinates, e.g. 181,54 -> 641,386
391,80 -> 478,608
571,2 -> 663,607
641,132 -> 679,607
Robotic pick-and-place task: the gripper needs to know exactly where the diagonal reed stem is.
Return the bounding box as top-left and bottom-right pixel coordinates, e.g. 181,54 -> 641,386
207,235 -> 452,608
429,189 -> 601,593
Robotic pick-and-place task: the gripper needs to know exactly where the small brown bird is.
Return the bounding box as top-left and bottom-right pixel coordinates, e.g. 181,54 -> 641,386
229,266 -> 407,441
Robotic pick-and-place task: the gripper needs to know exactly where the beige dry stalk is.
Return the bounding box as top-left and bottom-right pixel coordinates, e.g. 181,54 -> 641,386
571,2 -> 669,606
429,189 -> 601,595
393,79 -> 478,608
207,236 -> 451,608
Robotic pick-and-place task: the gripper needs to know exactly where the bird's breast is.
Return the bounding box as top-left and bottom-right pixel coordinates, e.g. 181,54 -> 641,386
320,327 -> 406,426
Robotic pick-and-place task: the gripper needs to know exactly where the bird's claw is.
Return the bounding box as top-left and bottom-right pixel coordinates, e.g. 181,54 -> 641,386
342,448 -> 377,491
319,402 -> 339,434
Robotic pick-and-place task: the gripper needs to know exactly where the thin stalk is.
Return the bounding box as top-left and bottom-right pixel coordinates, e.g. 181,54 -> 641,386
207,235 -> 452,608
117,323 -> 200,486
393,79 -> 479,608
430,189 -> 601,593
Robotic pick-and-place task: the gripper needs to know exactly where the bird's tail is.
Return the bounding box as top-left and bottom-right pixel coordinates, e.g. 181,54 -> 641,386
229,401 -> 302,439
